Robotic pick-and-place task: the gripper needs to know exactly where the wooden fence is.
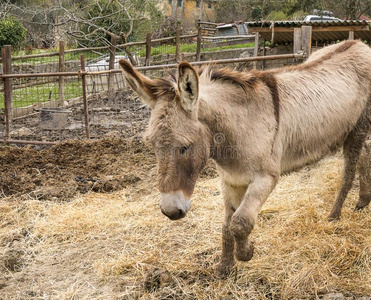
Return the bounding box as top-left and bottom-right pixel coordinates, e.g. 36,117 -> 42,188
1,26 -> 313,145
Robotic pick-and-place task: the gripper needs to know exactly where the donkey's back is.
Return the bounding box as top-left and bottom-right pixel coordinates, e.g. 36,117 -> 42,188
278,40 -> 371,174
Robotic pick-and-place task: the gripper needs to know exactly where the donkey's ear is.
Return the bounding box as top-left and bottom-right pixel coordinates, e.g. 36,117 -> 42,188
119,59 -> 156,108
178,62 -> 199,112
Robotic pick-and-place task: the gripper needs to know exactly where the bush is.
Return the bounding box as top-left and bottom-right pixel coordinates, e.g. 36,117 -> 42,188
0,18 -> 27,50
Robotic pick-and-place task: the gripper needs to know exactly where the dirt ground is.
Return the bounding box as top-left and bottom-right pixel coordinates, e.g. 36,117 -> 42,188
6,89 -> 150,143
0,138 -> 156,201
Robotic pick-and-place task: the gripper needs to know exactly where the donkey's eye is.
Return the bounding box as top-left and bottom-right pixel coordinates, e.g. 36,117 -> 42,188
180,146 -> 189,155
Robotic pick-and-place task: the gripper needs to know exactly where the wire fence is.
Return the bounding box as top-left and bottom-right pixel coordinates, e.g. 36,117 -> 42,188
0,32 -> 304,146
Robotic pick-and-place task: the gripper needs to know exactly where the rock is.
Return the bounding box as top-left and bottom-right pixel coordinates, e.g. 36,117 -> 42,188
143,268 -> 172,291
104,131 -> 121,138
10,127 -> 33,137
0,279 -> 6,289
1,249 -> 23,272
321,293 -> 345,300
239,51 -> 251,59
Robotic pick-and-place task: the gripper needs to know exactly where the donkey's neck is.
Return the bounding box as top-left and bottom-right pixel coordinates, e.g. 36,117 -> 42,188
198,93 -> 242,163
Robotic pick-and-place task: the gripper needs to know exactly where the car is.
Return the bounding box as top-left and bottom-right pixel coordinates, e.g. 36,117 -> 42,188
304,15 -> 342,22
86,53 -> 139,72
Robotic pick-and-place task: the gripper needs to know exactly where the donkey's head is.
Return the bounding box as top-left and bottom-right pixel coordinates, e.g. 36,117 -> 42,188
119,60 -> 210,220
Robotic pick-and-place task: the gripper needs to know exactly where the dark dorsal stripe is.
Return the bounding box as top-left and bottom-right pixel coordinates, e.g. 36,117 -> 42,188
260,72 -> 280,125
204,67 -> 280,125
207,68 -> 249,94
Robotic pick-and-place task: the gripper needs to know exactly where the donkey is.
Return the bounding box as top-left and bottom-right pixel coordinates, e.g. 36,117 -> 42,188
119,40 -> 371,276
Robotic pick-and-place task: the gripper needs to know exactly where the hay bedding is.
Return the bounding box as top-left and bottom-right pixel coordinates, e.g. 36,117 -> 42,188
0,139 -> 370,299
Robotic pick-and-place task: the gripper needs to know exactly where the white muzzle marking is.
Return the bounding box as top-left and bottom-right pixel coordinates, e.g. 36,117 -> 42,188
160,190 -> 191,220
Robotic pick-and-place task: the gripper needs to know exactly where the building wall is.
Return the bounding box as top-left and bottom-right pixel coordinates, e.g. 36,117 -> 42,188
165,0 -> 217,32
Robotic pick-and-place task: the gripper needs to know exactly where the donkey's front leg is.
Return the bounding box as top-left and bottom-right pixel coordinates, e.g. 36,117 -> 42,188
230,173 -> 278,261
216,182 -> 247,277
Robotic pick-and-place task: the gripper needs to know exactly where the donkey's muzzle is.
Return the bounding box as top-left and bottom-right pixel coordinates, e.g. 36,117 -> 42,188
160,191 -> 191,221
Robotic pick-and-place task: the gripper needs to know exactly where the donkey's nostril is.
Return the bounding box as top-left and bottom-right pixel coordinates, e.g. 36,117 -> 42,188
161,209 -> 171,218
161,208 -> 186,220
177,209 -> 186,219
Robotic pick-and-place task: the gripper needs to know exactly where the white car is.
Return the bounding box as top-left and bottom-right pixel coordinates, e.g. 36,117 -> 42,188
304,15 -> 341,22
86,53 -> 139,72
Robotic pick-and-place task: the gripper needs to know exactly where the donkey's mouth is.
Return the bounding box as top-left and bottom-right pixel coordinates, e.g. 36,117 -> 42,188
160,191 -> 191,221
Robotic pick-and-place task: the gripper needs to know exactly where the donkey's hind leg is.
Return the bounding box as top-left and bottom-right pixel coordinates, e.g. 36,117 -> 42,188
328,117 -> 370,221
356,139 -> 371,211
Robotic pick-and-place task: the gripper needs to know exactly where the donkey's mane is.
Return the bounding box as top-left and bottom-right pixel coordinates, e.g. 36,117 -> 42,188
202,67 -> 252,93
201,40 -> 359,90
153,40 -> 359,99
153,66 -> 253,96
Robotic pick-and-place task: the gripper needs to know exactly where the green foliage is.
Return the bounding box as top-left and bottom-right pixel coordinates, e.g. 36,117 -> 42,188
283,0 -> 321,16
266,10 -> 289,21
215,0 -> 290,22
291,10 -> 307,21
252,7 -> 263,21
0,18 -> 27,50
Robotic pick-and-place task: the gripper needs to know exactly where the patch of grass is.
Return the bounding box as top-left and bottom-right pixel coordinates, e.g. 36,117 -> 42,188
202,42 -> 254,52
138,42 -> 254,57
0,79 -> 82,109
10,47 -> 104,65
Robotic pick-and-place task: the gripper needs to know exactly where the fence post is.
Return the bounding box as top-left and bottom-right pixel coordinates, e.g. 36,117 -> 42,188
301,26 -> 312,57
80,55 -> 90,139
253,32 -> 259,69
145,33 -> 152,67
348,31 -> 354,40
58,40 -> 65,106
262,39 -> 266,69
108,36 -> 117,92
293,28 -> 302,54
175,28 -> 181,62
196,24 -> 202,61
2,45 -> 13,140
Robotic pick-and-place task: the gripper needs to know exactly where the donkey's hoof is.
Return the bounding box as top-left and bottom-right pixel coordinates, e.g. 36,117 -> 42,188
355,195 -> 371,211
215,262 -> 235,279
355,204 -> 369,211
327,210 -> 341,222
236,241 -> 254,262
327,214 -> 340,222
